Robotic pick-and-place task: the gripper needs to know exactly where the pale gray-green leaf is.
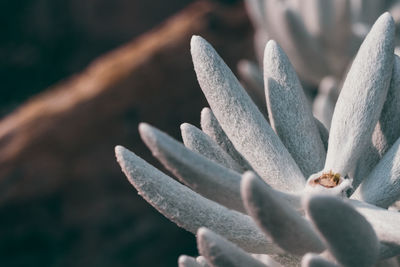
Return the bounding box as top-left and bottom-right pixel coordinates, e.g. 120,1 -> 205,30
197,227 -> 270,267
139,123 -> 245,212
241,171 -> 325,255
115,145 -> 277,253
325,13 -> 395,176
191,35 -> 305,192
181,122 -> 243,172
264,40 -> 326,177
306,196 -> 379,267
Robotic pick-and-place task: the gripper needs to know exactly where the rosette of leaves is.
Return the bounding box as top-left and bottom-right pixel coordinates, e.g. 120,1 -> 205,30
116,13 -> 400,266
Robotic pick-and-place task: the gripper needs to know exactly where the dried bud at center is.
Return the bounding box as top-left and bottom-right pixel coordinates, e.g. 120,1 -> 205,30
310,171 -> 341,188
305,170 -> 352,197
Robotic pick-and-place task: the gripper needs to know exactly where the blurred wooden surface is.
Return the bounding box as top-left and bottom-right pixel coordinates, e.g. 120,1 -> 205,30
0,0 -> 195,115
0,1 -> 254,266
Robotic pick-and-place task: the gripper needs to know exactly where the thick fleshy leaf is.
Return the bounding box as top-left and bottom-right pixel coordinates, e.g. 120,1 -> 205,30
324,13 -> 395,176
306,196 -> 379,267
179,256 -> 203,267
264,40 -> 326,177
241,172 -> 325,255
200,107 -> 253,171
181,122 -> 243,172
350,200 -> 400,259
354,55 -> 400,188
353,137 -> 400,208
139,123 -> 245,212
301,253 -> 338,267
191,35 -> 305,192
115,145 -> 278,253
197,228 -> 270,267
243,172 -> 303,211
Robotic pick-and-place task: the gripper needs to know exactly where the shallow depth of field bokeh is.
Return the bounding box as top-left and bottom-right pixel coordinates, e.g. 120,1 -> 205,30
0,1 -> 252,266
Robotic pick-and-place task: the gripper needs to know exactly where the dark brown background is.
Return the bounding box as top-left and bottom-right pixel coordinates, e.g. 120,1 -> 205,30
0,1 -> 254,266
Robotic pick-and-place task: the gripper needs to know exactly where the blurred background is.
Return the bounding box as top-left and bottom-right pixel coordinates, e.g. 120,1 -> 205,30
0,0 -> 254,266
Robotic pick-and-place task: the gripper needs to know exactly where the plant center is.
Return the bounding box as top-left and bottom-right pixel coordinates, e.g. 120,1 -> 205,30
310,170 -> 341,188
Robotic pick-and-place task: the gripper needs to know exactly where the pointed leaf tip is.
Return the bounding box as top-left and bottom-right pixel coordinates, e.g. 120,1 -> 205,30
191,36 -> 305,192
140,122 -> 245,212
115,145 -> 124,156
180,122 -> 189,131
180,121 -> 244,174
138,122 -> 153,141
264,39 -> 326,177
200,107 -> 252,171
190,35 -> 208,57
197,227 -> 269,267
265,39 -> 279,52
325,12 -> 395,175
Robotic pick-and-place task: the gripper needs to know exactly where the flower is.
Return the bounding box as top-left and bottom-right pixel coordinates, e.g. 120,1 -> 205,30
115,13 -> 400,266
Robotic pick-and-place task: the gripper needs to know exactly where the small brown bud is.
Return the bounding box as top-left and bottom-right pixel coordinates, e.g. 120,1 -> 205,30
310,170 -> 341,188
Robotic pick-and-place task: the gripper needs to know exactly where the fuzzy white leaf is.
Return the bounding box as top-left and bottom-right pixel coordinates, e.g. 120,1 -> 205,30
354,55 -> 400,188
325,13 -> 395,176
115,145 -> 278,253
306,196 -> 379,267
197,228 -> 270,267
191,35 -> 305,192
241,172 -> 325,255
181,122 -> 243,172
264,40 -> 326,177
139,123 -> 245,212
200,107 -> 253,171
353,137 -> 400,208
350,200 -> 400,259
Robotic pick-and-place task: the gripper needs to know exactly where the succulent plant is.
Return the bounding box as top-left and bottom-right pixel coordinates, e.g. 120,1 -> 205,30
115,13 -> 400,267
240,0 -> 400,130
